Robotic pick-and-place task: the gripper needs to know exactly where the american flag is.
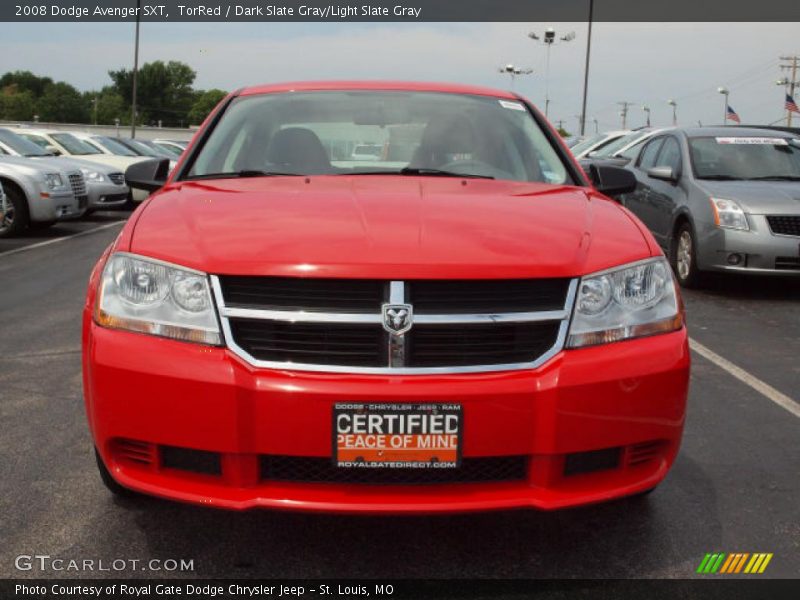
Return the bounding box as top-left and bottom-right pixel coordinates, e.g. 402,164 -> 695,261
726,106 -> 741,123
786,94 -> 800,114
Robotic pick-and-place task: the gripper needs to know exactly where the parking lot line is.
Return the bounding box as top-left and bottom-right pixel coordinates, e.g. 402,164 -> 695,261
690,337 -> 800,419
0,221 -> 124,258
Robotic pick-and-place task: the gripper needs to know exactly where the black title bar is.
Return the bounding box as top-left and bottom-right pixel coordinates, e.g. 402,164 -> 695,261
5,0 -> 800,22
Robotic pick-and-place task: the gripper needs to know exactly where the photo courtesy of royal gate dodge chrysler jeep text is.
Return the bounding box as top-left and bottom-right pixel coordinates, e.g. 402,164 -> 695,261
82,81 -> 689,512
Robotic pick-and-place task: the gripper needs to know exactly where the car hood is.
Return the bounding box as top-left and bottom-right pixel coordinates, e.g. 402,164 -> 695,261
28,156 -> 122,175
697,180 -> 800,214
129,176 -> 652,279
0,155 -> 70,176
65,154 -> 147,170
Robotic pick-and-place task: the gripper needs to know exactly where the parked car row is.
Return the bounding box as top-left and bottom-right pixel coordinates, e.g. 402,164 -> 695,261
0,126 -> 188,237
577,126 -> 800,285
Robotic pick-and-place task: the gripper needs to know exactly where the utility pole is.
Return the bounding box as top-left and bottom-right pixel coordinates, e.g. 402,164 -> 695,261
618,102 -> 633,129
778,55 -> 799,127
92,96 -> 98,125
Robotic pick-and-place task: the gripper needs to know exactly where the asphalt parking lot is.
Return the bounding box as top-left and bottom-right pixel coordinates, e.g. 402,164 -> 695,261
1,215 -> 798,580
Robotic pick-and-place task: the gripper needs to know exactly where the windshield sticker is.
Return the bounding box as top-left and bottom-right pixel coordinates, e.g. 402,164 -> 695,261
715,137 -> 788,146
499,100 -> 526,111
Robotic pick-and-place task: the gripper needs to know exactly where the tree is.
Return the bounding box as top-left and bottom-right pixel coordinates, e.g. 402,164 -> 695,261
0,71 -> 53,98
557,127 -> 571,138
0,86 -> 36,121
108,60 -> 197,126
188,89 -> 227,125
36,82 -> 89,123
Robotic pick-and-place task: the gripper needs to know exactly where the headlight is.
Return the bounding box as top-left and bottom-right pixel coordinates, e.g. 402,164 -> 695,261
710,197 -> 749,231
80,168 -> 107,183
567,257 -> 683,348
44,173 -> 64,189
95,253 -> 221,345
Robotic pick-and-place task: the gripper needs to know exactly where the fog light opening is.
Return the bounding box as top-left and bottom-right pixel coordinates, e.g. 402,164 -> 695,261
727,253 -> 743,266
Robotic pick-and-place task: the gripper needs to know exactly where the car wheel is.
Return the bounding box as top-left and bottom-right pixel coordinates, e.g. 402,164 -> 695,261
672,223 -> 705,288
0,186 -> 30,238
94,448 -> 138,498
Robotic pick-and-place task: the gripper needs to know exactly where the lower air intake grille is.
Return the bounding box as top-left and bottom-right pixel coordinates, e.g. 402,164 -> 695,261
160,446 -> 222,476
767,215 -> 800,237
627,441 -> 665,467
260,455 -> 529,485
775,256 -> 800,270
113,439 -> 156,466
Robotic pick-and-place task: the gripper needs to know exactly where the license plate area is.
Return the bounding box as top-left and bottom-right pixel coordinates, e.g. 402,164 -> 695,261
333,403 -> 462,469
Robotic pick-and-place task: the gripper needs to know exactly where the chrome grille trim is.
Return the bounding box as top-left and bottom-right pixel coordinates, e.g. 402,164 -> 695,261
211,276 -> 578,375
67,171 -> 87,197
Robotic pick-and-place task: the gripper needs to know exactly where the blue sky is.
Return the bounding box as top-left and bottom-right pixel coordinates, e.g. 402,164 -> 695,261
1,21 -> 798,132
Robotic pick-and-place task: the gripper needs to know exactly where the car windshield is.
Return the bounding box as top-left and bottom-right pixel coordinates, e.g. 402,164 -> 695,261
594,131 -> 648,158
0,128 -> 51,157
689,136 -> 800,180
569,133 -> 608,156
94,136 -> 138,156
154,142 -> 183,156
185,90 -> 571,184
51,133 -> 102,155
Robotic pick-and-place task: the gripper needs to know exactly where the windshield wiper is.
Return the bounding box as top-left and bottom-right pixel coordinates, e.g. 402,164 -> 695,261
697,175 -> 744,181
185,170 -> 302,180
343,168 -> 494,179
746,175 -> 800,181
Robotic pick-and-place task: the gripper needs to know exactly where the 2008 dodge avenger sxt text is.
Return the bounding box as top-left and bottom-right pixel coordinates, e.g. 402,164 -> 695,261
82,81 -> 690,513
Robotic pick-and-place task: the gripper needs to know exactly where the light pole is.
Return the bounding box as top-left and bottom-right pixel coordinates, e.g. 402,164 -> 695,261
618,101 -> 633,129
642,105 -> 651,127
592,117 -> 598,133
667,99 -> 677,126
579,0 -> 594,136
718,87 -> 730,126
131,0 -> 141,138
528,27 -> 575,118
498,64 -> 533,90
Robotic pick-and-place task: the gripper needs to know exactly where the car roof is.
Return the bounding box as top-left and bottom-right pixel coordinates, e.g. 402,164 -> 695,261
679,126 -> 795,138
238,80 -> 520,99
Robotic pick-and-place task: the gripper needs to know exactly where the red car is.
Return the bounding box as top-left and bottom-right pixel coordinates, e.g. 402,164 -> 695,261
82,81 -> 690,513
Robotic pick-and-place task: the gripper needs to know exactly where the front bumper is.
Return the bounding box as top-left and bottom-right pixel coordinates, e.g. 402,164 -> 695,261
698,215 -> 800,274
86,181 -> 130,209
29,189 -> 81,222
83,320 -> 690,513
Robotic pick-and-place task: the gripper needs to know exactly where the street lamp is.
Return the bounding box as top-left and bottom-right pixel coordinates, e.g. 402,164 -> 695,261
718,87 -> 730,126
498,64 -> 533,90
667,99 -> 677,126
528,27 -> 576,118
592,117 -> 598,133
642,105 -> 651,127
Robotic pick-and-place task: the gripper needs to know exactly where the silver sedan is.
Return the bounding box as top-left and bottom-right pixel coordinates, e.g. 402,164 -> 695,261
620,127 -> 800,286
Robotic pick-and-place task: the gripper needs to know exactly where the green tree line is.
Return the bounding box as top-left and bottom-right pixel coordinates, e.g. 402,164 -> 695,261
0,61 -> 227,128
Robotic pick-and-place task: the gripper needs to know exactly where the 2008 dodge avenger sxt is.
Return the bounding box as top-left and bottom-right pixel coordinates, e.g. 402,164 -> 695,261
82,81 -> 690,513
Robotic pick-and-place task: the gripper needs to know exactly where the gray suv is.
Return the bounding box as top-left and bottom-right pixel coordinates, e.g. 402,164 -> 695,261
620,127 -> 800,286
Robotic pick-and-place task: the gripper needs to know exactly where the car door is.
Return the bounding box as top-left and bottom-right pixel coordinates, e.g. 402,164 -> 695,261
644,136 -> 687,247
622,136 -> 664,229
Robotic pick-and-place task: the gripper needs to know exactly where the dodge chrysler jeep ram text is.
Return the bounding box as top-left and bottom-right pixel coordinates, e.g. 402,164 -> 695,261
82,81 -> 690,512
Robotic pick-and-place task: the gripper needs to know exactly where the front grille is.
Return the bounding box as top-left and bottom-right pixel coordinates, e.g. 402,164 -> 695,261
260,455 -> 529,485
229,319 -> 385,367
775,256 -> 800,270
408,322 -> 560,367
767,215 -> 800,237
67,172 -> 86,198
219,276 -> 384,312
410,279 -> 570,313
108,172 -> 125,185
217,277 -> 574,373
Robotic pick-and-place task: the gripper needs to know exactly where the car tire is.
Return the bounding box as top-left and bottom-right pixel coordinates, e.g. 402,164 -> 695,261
0,186 -> 30,238
671,222 -> 705,288
94,448 -> 138,498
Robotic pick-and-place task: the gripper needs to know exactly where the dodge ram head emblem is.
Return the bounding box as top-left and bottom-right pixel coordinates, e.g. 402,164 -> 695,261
382,304 -> 413,335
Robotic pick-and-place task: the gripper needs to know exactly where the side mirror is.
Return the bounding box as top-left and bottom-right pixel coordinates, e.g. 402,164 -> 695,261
647,166 -> 678,182
46,145 -> 61,156
589,164 -> 637,197
125,158 -> 170,192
